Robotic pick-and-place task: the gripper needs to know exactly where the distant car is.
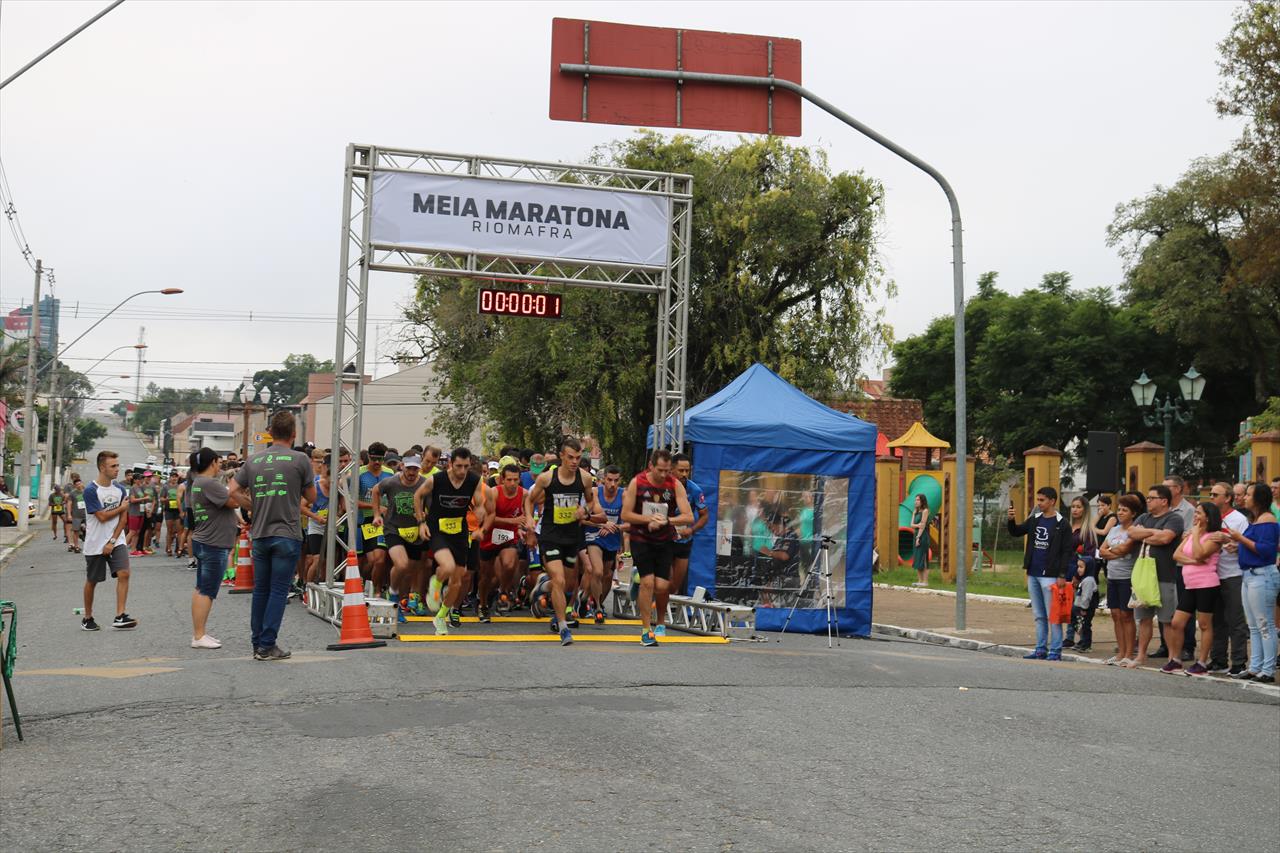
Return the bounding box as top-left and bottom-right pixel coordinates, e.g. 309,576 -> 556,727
0,491 -> 37,526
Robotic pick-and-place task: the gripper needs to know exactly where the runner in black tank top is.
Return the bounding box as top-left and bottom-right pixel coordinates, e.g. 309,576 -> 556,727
524,437 -> 603,646
414,447 -> 483,636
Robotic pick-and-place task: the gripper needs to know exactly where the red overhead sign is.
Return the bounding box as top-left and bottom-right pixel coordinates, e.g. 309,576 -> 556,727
549,18 -> 802,136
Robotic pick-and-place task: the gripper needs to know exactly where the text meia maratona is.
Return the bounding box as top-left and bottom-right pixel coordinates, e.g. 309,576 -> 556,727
410,192 -> 632,241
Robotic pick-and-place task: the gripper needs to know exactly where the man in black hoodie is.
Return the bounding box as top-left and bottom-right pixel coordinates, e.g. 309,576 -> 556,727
1008,486 -> 1073,660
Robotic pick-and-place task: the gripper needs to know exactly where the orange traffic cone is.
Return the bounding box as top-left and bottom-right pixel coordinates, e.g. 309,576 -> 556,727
228,531 -> 255,594
327,550 -> 387,650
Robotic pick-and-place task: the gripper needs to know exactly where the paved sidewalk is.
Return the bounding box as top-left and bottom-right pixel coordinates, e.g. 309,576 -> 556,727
873,583 -> 1118,650
871,583 -> 1279,697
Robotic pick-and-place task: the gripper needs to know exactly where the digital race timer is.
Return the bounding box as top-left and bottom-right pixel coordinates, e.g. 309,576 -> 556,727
476,287 -> 563,319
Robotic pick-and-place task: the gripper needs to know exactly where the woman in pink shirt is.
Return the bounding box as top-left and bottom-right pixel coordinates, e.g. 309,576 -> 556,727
1163,502 -> 1223,676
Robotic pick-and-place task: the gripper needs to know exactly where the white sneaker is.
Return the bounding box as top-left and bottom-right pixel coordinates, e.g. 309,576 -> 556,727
191,634 -> 222,649
1104,656 -> 1118,665
1118,657 -> 1134,668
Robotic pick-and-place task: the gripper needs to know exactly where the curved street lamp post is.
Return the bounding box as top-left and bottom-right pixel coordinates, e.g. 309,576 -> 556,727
1131,366 -> 1207,477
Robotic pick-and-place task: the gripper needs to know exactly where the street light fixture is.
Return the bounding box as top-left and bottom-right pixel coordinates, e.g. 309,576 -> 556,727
80,342 -> 148,377
1132,366 -> 1207,476
234,380 -> 273,458
39,290 -> 181,376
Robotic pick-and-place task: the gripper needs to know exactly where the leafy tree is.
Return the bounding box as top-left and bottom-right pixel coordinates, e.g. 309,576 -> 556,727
890,273 -> 1250,478
130,384 -> 225,434
1235,396 -> 1280,454
248,353 -> 334,405
1107,154 -> 1279,402
404,133 -> 892,468
71,418 -> 108,455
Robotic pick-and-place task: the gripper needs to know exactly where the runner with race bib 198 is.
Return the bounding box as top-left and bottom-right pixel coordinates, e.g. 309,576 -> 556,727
478,462 -> 527,620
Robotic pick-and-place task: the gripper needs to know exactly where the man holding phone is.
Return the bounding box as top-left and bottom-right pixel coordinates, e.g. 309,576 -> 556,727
1007,487 -> 1073,660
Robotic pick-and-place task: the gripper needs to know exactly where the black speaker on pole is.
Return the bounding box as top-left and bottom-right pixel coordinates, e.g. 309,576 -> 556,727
1086,431 -> 1120,494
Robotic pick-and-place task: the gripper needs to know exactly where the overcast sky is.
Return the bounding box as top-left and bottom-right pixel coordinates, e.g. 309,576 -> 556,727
0,0 -> 1243,407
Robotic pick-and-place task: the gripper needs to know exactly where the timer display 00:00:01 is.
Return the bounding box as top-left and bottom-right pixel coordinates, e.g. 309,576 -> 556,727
476,287 -> 563,319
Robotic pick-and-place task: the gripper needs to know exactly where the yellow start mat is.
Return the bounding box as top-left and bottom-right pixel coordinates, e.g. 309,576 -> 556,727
397,633 -> 728,644
404,615 -> 643,626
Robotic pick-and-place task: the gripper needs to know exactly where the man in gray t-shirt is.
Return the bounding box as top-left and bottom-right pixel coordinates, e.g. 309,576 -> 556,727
228,412 -> 316,660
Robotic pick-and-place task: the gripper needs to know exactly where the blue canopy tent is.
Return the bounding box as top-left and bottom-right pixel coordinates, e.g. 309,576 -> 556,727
649,363 -> 877,635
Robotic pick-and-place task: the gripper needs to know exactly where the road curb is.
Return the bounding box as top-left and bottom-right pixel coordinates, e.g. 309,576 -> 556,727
871,621 -> 1280,699
0,531 -> 35,574
873,582 -> 1119,614
873,582 -> 1030,606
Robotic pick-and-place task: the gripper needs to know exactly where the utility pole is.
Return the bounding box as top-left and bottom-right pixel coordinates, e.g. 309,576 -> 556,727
48,282 -> 63,511
17,260 -> 42,532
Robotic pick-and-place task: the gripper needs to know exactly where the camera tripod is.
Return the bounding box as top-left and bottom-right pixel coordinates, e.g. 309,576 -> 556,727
778,535 -> 840,648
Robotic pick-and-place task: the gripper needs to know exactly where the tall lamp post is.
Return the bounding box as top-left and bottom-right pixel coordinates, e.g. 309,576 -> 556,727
1131,366 -> 1207,476
235,380 -> 273,459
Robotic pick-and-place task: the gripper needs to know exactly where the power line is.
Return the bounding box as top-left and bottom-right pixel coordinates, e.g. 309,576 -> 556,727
0,154 -> 37,271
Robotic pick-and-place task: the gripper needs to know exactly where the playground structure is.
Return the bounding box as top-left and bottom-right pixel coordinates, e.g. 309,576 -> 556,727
873,421 -> 974,582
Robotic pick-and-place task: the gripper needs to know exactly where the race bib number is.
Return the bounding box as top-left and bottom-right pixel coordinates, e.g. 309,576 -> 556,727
439,516 -> 463,535
168,499 -> 179,509
317,508 -> 328,522
144,503 -> 154,515
643,500 -> 668,520
361,522 -> 381,540
492,527 -> 515,545
553,505 -> 577,524
397,526 -> 419,543
76,500 -> 86,510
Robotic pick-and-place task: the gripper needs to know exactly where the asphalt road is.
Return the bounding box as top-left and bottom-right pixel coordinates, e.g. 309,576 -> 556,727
2,423 -> 1277,851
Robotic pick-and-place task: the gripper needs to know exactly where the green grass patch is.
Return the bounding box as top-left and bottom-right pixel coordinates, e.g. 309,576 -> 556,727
876,548 -> 1031,599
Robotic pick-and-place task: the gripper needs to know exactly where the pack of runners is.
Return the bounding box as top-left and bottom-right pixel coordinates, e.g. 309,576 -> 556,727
73,420 -> 716,651
342,438 -> 707,646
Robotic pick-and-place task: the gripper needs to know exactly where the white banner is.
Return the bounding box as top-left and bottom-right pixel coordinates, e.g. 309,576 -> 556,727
370,171 -> 671,268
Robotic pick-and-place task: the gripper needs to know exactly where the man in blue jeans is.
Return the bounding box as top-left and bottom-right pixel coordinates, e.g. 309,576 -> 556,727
1007,486 -> 1073,660
229,411 -> 316,661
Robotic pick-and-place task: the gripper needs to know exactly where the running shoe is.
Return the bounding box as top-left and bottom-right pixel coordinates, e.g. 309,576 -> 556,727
1230,670 -> 1256,681
396,599 -> 408,624
130,550 -> 145,557
81,616 -> 100,631
1207,662 -> 1230,675
549,616 -> 559,634
112,613 -> 138,629
478,605 -> 492,623
1023,650 -> 1047,660
448,608 -> 462,628
1104,656 -> 1118,666
407,594 -> 429,617
191,634 -> 222,649
427,575 -> 443,612
496,593 -> 512,614
1185,662 -> 1208,676
433,608 -> 449,636
594,608 -> 604,625
253,645 -> 291,661
1046,652 -> 1062,661
559,627 -> 573,646
654,624 -> 666,638
564,607 -> 579,629
640,629 -> 658,647
1254,674 -> 1275,684
1159,660 -> 1183,675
